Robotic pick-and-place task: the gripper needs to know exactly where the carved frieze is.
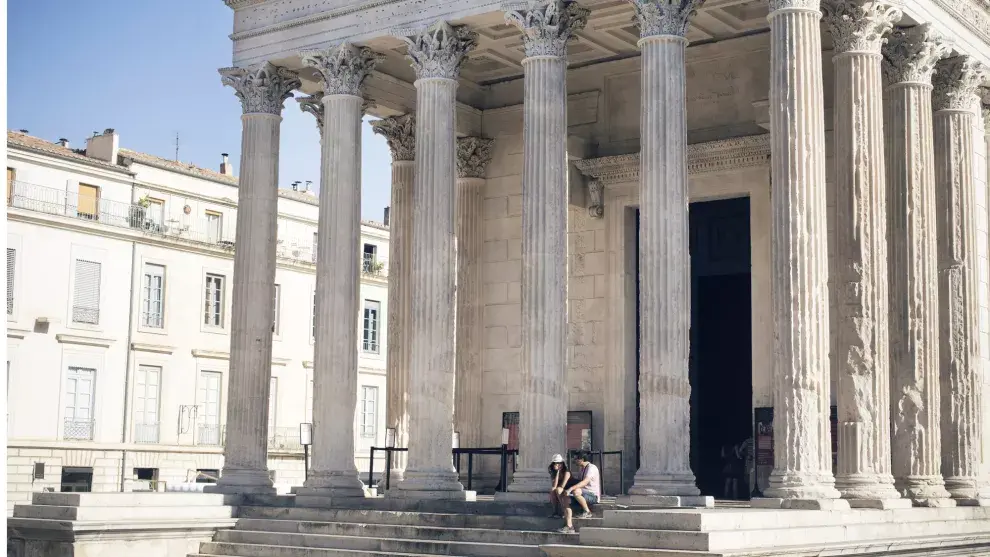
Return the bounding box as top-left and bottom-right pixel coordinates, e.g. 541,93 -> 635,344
219,62 -> 301,115
370,114 -> 416,161
300,43 -> 382,97
821,0 -> 902,54
403,21 -> 477,80
628,0 -> 705,38
933,56 -> 990,112
456,137 -> 494,178
505,0 -> 589,58
881,24 -> 951,86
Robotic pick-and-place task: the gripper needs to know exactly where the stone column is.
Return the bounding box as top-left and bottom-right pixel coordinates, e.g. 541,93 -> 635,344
760,0 -> 845,508
498,0 -> 587,501
296,44 -> 380,500
371,114 -> 416,486
390,21 -> 476,500
820,0 -> 905,508
212,62 -> 299,494
933,56 -> 990,505
619,0 -> 708,508
454,137 -> 494,451
881,24 -> 955,507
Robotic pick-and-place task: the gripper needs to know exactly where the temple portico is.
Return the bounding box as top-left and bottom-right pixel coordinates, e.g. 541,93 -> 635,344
210,0 -> 990,511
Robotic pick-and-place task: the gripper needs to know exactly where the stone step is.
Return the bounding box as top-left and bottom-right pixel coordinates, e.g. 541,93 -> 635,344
541,547 -> 714,557
234,517 -> 577,545
14,503 -> 234,521
31,491 -> 229,507
276,496 -> 616,516
191,547 -> 469,557
238,505 -> 603,531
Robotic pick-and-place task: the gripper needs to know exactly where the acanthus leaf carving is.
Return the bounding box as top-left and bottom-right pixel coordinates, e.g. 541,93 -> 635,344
370,114 -> 416,162
587,179 -> 604,218
300,42 -> 382,97
219,62 -> 301,115
505,0 -> 590,58
628,0 -> 705,38
456,137 -> 495,179
822,0 -> 902,54
933,56 -> 990,112
403,21 -> 477,80
881,24 -> 951,86
297,93 -> 325,134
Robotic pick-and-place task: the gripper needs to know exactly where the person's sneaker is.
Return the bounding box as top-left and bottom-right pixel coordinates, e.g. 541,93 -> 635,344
577,511 -> 593,519
557,526 -> 576,534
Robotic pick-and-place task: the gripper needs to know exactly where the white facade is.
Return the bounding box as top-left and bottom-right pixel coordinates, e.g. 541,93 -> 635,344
5,130 -> 390,513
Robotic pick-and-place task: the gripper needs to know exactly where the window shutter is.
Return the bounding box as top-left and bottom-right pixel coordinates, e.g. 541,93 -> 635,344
6,248 -> 14,315
72,260 -> 101,324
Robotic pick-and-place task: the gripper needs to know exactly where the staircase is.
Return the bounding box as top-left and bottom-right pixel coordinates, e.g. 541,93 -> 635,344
189,497 -> 607,557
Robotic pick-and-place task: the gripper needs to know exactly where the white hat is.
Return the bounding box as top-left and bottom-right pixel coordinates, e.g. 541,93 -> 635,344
551,454 -> 564,463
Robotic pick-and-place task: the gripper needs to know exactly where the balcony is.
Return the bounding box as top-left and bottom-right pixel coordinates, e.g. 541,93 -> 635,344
133,422 -> 160,444
197,423 -> 224,447
361,253 -> 387,278
63,419 -> 94,440
267,427 -> 303,452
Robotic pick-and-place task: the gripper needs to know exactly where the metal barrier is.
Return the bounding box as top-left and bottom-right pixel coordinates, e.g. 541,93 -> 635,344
369,445 -> 518,493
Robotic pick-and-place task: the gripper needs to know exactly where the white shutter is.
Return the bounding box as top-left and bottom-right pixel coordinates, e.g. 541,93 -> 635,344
72,260 -> 101,324
6,248 -> 15,315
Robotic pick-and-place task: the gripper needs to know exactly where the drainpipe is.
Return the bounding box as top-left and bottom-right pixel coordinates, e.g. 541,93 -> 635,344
119,193 -> 139,491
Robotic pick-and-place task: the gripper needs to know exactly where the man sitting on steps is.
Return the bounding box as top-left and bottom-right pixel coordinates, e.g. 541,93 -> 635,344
558,450 -> 600,534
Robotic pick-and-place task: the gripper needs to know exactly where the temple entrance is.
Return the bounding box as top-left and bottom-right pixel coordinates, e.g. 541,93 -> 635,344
688,197 -> 753,500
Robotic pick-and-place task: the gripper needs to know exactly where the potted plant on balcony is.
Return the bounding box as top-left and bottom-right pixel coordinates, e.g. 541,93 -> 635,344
368,260 -> 385,275
130,195 -> 151,229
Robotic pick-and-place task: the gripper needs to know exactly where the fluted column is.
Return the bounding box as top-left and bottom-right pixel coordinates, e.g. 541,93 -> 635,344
371,115 -> 417,487
212,63 -> 299,494
760,0 -> 844,508
618,0 -> 708,508
881,24 -> 955,507
454,137 -> 494,451
390,21 -> 476,499
820,0 -> 904,507
496,0 -> 587,500
933,56 -> 990,504
297,44 -> 381,500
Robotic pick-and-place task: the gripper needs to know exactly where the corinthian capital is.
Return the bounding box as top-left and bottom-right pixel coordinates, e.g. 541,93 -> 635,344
982,88 -> 990,127
297,93 -> 325,134
403,21 -> 477,80
505,0 -> 590,58
881,24 -> 951,86
300,43 -> 382,97
933,56 -> 989,111
219,62 -> 301,115
371,114 -> 416,162
456,137 -> 495,179
628,0 -> 704,38
822,0 -> 902,54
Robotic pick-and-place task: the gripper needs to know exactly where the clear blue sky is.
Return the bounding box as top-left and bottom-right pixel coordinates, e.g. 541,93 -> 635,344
7,0 -> 393,222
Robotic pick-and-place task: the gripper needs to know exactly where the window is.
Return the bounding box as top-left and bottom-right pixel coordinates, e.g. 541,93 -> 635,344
363,243 -> 378,273
204,273 -> 225,327
72,260 -> 101,324
77,183 -> 100,220
141,264 -> 165,328
7,168 -> 14,205
134,365 -> 161,443
60,467 -> 93,492
360,386 -> 378,437
194,469 -> 219,483
64,367 -> 95,440
197,371 -> 222,446
363,300 -> 380,353
267,377 -> 278,434
273,285 -> 281,335
205,210 -> 223,244
7,248 -> 15,316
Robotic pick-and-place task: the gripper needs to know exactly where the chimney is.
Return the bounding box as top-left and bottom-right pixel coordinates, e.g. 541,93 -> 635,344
384,206 -> 390,227
291,181 -> 299,192
85,128 -> 120,163
57,138 -> 70,148
304,180 -> 313,194
17,129 -> 28,134
219,153 -> 233,175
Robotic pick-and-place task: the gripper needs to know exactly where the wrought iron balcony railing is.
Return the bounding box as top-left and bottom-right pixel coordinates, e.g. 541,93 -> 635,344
133,422 -> 160,444
197,423 -> 224,447
63,419 -> 94,440
267,427 -> 303,452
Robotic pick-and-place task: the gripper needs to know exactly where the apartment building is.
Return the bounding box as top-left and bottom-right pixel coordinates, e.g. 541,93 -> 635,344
5,129 -> 390,513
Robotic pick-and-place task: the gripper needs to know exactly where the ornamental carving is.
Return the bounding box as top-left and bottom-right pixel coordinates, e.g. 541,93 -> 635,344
881,24 -> 950,86
821,0 -> 902,54
587,180 -> 604,218
769,0 -> 823,11
628,0 -> 704,38
933,56 -> 990,112
370,114 -> 416,162
505,0 -> 590,58
300,43 -> 382,97
980,87 -> 990,126
403,21 -> 477,80
219,62 -> 301,115
456,137 -> 494,179
297,93 -> 325,133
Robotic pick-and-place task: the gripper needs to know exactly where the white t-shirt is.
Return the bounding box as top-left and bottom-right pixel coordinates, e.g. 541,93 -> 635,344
573,463 -> 600,497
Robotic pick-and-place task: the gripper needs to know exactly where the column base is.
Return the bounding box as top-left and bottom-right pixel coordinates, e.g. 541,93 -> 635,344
206,467 -> 276,495
836,473 -> 903,502
389,469 -> 466,499
627,471 -> 701,497
764,470 -> 842,500
751,497 -> 851,510
945,477 -> 982,500
896,475 -> 954,506
846,498 -> 913,509
616,495 -> 714,508
377,468 -> 405,492
503,468 -> 553,496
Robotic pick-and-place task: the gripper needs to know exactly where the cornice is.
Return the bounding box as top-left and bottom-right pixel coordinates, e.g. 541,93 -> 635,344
56,334 -> 116,348
574,134 -> 771,186
191,349 -> 289,365
929,0 -> 990,48
130,342 -> 176,354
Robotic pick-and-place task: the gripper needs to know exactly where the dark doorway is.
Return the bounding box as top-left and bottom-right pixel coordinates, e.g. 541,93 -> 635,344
688,197 -> 753,499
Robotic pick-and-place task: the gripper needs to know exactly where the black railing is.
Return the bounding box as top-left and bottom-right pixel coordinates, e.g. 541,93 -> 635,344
368,445 -> 519,493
